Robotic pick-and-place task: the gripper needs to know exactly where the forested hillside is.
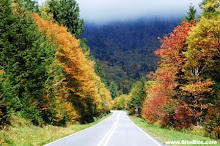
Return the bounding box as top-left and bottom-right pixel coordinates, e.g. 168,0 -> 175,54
82,19 -> 179,93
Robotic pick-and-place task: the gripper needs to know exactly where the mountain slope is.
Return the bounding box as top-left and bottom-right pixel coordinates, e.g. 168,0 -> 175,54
82,18 -> 180,93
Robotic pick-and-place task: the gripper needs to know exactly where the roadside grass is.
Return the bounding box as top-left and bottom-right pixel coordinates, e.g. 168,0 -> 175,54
129,116 -> 219,146
0,113 -> 112,146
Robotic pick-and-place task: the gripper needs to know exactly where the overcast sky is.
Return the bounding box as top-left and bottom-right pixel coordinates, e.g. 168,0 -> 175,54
37,0 -> 202,24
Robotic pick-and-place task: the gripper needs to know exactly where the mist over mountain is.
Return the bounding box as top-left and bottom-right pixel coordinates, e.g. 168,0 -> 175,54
76,0 -> 201,24
82,17 -> 180,93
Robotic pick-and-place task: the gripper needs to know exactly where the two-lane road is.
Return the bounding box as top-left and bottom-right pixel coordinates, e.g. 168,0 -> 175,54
46,111 -> 162,146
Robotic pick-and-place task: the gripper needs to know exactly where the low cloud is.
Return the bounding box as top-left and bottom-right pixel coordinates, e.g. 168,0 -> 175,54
76,0 -> 201,24
37,0 -> 202,24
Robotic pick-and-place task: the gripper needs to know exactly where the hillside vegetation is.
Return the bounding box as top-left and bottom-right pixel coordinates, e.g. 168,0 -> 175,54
83,19 -> 179,93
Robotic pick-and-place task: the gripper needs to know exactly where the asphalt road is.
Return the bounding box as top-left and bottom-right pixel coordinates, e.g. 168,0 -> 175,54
45,111 -> 162,146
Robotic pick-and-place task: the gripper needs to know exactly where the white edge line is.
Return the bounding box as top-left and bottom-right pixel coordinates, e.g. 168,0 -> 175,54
127,114 -> 162,146
44,112 -> 114,146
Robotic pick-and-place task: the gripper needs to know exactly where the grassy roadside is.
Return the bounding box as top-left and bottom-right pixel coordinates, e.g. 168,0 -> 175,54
129,116 -> 219,146
0,113 -> 112,146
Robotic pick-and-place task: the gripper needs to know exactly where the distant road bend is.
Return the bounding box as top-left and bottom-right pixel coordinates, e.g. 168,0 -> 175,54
45,111 -> 163,146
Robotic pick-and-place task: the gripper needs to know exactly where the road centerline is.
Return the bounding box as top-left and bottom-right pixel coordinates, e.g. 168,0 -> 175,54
45,111 -> 162,146
98,112 -> 121,146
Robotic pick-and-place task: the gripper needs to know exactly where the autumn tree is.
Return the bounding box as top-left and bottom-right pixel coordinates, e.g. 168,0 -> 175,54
142,1 -> 220,134
113,94 -> 127,110
0,0 -> 111,126
199,0 -> 219,13
34,14 -> 112,123
183,0 -> 220,125
142,90 -> 171,124
142,20 -> 196,126
42,0 -> 93,62
98,82 -> 112,114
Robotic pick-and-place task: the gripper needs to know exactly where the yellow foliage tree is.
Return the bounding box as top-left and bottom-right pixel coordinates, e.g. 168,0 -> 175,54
98,82 -> 112,112
33,14 -> 111,122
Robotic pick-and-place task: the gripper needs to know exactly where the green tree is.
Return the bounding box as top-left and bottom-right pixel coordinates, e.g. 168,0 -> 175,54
128,78 -> 146,116
109,82 -> 119,99
0,0 -> 57,125
46,0 -> 84,38
15,0 -> 39,12
0,0 -> 26,125
185,5 -> 197,22
94,60 -> 108,86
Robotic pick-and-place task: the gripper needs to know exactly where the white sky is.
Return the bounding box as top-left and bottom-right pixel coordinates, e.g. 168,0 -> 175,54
37,0 -> 202,24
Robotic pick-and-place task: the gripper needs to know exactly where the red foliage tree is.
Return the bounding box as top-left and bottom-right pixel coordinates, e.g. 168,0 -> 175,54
142,21 -> 196,125
142,95 -> 170,123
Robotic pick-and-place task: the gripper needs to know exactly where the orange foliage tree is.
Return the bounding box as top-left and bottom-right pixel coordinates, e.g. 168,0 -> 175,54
142,21 -> 196,126
182,1 -> 220,135
33,14 -> 111,123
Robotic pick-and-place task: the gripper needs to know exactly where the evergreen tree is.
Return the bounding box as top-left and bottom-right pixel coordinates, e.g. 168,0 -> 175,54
185,5 -> 197,22
0,0 -> 57,125
109,82 -> 119,99
94,60 -> 108,86
128,78 -> 146,116
46,0 -> 84,38
15,0 -> 39,12
0,0 -> 26,125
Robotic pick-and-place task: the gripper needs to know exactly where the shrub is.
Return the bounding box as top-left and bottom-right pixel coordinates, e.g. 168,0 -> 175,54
204,100 -> 220,139
142,95 -> 170,124
162,103 -> 194,130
